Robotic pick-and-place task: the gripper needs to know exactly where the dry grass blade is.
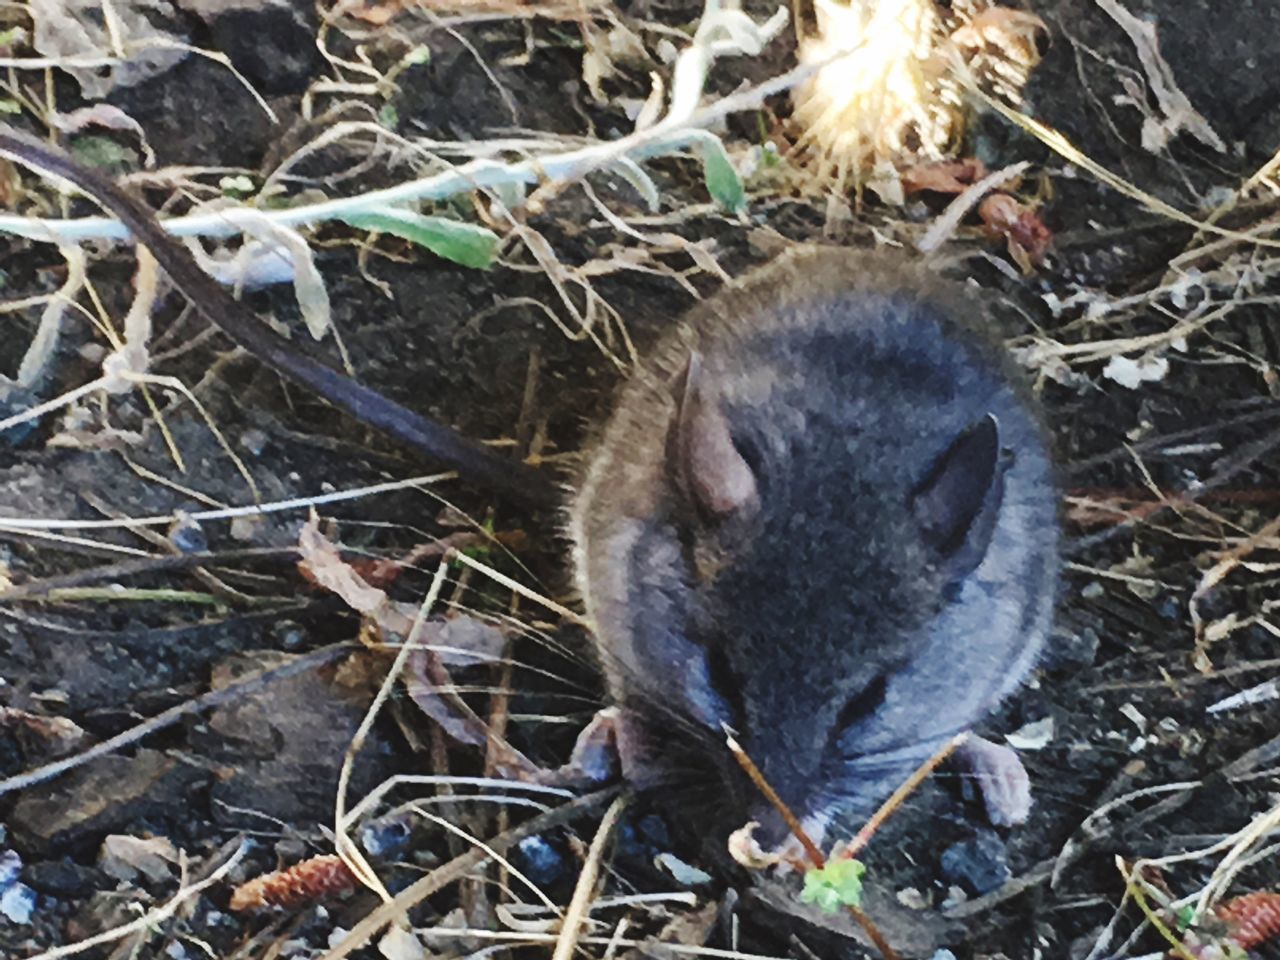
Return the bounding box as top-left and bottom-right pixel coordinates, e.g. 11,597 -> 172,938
551,795 -> 628,960
954,59 -> 1280,250
334,548 -> 454,903
840,733 -> 967,861
19,842 -> 248,960
0,645 -> 350,796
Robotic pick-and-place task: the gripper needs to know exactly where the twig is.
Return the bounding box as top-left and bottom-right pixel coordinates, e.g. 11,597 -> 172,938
725,730 -> 823,866
552,795 -> 628,960
0,644 -> 350,796
19,841 -> 248,960
840,733 -> 968,861
0,32 -> 826,246
724,730 -> 898,960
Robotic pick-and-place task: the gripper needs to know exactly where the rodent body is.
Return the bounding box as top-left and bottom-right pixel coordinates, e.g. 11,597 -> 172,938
0,128 -> 1060,840
570,247 -> 1059,842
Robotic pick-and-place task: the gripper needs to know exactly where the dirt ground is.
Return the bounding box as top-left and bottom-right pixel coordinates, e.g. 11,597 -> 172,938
0,0 -> 1278,958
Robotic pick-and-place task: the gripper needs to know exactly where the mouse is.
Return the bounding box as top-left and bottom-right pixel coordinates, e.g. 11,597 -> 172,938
0,127 -> 1059,845
569,246 -> 1060,848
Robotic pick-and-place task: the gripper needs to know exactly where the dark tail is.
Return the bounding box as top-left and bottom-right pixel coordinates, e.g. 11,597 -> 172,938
0,125 -> 559,510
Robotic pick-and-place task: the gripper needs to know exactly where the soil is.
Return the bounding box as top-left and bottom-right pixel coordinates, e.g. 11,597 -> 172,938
0,1 -> 1278,958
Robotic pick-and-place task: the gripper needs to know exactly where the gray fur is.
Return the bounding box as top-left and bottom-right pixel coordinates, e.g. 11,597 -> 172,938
569,246 -> 1059,837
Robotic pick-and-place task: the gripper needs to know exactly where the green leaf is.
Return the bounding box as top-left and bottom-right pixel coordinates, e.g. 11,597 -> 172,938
697,137 -> 745,214
0,100 -> 20,115
800,859 -> 866,913
69,135 -> 136,171
340,208 -> 499,269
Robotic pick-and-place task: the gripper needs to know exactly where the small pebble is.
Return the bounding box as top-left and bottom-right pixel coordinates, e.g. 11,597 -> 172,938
0,850 -> 21,888
273,620 -> 308,651
654,852 -> 712,887
513,836 -> 565,888
229,516 -> 259,542
0,386 -> 41,447
239,429 -> 269,457
939,830 -> 1012,896
1042,626 -> 1099,671
22,860 -> 100,897
896,886 -> 930,910
168,514 -> 208,553
0,882 -> 36,924
361,812 -> 412,858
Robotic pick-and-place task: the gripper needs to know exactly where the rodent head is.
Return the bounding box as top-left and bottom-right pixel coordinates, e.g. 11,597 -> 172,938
573,271 -> 1058,847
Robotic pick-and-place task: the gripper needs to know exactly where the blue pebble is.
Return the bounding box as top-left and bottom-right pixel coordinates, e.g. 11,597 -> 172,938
513,836 -> 565,888
0,882 -> 36,924
939,830 -> 1012,896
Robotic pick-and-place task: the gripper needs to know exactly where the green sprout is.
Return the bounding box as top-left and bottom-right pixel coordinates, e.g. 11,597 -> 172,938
800,858 -> 866,913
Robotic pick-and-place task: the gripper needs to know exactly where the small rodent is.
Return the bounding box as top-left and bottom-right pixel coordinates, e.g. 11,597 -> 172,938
570,247 -> 1059,844
0,129 -> 1059,841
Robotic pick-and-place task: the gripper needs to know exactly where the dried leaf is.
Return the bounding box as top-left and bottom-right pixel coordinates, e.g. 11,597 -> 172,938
977,193 -> 1052,270
188,210 -> 333,339
30,0 -> 188,99
99,835 -> 179,883
0,707 -> 87,755
1095,0 -> 1224,153
901,159 -> 987,196
1102,354 -> 1170,390
297,517 -> 403,626
49,105 -> 154,167
332,0 -> 405,25
378,925 -> 427,960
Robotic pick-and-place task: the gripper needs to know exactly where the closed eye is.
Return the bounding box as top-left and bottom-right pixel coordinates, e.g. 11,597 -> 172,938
833,674 -> 889,739
706,645 -> 746,731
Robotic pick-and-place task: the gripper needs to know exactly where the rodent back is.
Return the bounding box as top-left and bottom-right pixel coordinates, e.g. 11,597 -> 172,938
571,246 -> 1059,825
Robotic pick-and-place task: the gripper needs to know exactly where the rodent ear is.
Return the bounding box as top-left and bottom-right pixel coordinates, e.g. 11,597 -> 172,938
668,351 -> 758,518
910,414 -> 1006,578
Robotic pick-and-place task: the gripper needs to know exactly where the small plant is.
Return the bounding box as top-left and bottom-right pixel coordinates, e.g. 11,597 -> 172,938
801,857 -> 867,912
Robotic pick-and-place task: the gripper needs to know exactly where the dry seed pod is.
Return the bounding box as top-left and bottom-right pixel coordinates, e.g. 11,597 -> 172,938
790,0 -> 1045,194
229,854 -> 359,912
1216,891 -> 1280,951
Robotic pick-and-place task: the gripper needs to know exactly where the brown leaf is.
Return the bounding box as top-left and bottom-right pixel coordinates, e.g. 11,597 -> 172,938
901,159 -> 987,196
978,193 -> 1052,271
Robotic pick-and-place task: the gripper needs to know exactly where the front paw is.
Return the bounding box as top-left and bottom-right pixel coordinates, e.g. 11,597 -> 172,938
954,735 -> 1031,827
